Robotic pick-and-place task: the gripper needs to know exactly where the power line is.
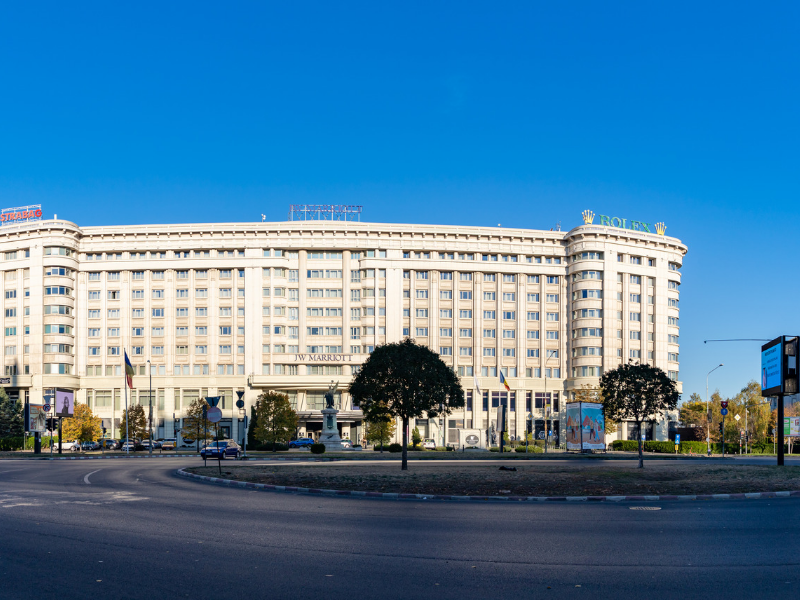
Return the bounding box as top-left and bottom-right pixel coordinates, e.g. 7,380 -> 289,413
703,339 -> 770,344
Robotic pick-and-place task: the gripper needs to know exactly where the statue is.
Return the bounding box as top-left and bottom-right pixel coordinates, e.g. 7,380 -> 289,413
320,380 -> 344,451
324,380 -> 339,409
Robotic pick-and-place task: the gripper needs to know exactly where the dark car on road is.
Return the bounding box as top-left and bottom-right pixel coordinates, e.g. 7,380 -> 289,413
288,438 -> 315,448
200,440 -> 241,459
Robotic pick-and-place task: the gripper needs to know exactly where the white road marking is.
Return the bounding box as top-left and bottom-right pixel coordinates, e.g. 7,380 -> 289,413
84,469 -> 102,484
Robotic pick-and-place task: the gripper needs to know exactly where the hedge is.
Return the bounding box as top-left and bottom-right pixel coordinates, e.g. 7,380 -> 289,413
388,443 -> 402,453
0,437 -> 24,451
515,445 -> 544,453
609,439 -> 800,455
309,443 -> 326,454
489,446 -> 514,452
253,442 -> 289,452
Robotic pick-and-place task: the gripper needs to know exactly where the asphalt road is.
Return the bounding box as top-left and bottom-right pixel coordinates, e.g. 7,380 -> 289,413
0,458 -> 798,600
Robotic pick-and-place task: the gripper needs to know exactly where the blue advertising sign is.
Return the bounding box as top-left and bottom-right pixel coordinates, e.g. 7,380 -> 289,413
675,434 -> 681,444
761,338 -> 783,396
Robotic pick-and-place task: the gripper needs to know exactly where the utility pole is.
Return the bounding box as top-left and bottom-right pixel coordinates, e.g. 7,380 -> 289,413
147,359 -> 153,456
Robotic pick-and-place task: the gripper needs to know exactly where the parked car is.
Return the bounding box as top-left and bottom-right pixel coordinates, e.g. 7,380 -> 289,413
140,440 -> 155,451
288,438 -> 315,448
152,440 -> 162,449
98,439 -> 117,450
200,440 -> 241,459
160,438 -> 177,450
422,438 -> 436,450
340,439 -> 352,449
120,439 -> 144,452
67,440 -> 81,452
81,441 -> 100,451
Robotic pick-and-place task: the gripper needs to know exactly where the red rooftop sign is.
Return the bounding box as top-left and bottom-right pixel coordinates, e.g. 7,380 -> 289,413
1,205 -> 42,225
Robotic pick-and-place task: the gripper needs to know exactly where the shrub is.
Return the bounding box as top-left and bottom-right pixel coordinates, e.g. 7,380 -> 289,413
434,446 -> 448,452
310,443 -> 326,454
489,446 -> 514,452
388,443 -> 402,453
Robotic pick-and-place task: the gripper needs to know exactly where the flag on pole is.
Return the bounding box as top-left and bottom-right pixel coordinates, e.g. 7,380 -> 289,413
474,374 -> 481,395
124,350 -> 135,388
499,371 -> 511,392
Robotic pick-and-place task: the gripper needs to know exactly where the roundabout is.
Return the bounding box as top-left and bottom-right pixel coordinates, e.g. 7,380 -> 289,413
1,456 -> 799,599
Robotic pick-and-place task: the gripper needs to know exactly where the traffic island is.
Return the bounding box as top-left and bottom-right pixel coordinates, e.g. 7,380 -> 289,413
181,463 -> 800,500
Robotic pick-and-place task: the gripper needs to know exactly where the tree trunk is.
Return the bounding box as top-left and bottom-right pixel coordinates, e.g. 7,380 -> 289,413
638,421 -> 644,468
401,417 -> 408,470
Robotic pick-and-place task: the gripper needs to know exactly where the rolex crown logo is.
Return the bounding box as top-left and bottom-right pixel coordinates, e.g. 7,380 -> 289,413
581,210 -> 595,225
655,222 -> 666,235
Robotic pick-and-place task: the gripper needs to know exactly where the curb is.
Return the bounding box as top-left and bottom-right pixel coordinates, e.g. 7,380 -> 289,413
37,455 -> 341,461
175,468 -> 800,503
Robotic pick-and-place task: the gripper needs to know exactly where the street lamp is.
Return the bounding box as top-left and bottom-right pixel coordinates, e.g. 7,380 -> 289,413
706,363 -> 723,456
147,359 -> 153,456
543,349 -> 558,454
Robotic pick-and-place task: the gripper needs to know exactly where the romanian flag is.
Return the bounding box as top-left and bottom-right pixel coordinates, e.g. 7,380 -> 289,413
124,350 -> 135,388
499,371 -> 511,391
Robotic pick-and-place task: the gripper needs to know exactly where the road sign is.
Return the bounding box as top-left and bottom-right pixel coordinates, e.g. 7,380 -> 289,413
721,408 -> 729,416
734,414 -> 741,422
206,396 -> 221,408
641,433 -> 645,441
720,401 -> 728,409
207,407 -> 222,423
675,434 -> 681,444
43,404 -> 50,412
236,399 -> 244,409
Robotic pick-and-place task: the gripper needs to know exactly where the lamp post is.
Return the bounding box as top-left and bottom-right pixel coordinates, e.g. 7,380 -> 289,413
147,359 -> 153,456
706,363 -> 723,456
543,349 -> 557,454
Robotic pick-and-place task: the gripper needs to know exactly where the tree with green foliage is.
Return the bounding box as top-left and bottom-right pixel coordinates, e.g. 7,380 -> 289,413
181,398 -> 217,451
118,404 -> 148,446
0,388 -> 23,438
411,426 -> 422,448
364,400 -> 396,451
61,403 -> 102,447
679,392 -> 708,440
601,362 -> 679,468
349,338 -> 464,470
253,391 -> 298,451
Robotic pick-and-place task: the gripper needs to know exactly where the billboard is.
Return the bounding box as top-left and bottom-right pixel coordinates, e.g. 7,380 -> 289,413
459,428 -> 486,449
25,404 -> 46,433
785,417 -> 800,437
566,402 -> 605,450
55,389 -> 74,417
761,338 -> 783,396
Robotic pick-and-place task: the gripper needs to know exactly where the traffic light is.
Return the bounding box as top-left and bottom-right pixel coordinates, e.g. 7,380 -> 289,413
718,422 -> 723,434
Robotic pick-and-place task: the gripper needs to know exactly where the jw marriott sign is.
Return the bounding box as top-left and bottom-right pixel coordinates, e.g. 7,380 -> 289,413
292,354 -> 355,362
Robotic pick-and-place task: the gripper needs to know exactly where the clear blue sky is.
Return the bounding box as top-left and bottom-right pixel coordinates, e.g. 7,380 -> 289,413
1,2 -> 797,401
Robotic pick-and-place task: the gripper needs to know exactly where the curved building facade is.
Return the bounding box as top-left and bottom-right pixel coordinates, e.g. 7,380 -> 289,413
0,213 -> 686,445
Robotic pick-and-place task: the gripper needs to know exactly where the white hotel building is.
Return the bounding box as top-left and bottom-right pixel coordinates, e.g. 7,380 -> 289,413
0,210 -> 686,445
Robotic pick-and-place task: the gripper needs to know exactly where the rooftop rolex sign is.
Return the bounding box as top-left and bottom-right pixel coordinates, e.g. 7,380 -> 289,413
582,210 -> 666,236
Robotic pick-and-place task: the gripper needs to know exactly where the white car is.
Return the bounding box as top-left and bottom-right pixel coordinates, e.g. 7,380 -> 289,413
340,439 -> 352,448
422,438 -> 436,450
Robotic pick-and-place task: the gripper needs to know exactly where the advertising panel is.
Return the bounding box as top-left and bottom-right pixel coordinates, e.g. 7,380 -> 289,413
26,404 -> 46,433
566,403 -> 582,450
785,417 -> 800,437
55,389 -> 74,417
761,338 -> 783,396
566,402 -> 605,450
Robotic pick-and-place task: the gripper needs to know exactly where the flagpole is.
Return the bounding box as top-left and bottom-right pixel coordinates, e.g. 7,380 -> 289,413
124,353 -> 129,455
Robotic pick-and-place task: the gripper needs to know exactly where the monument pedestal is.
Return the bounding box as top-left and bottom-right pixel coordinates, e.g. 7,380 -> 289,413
320,407 -> 344,451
